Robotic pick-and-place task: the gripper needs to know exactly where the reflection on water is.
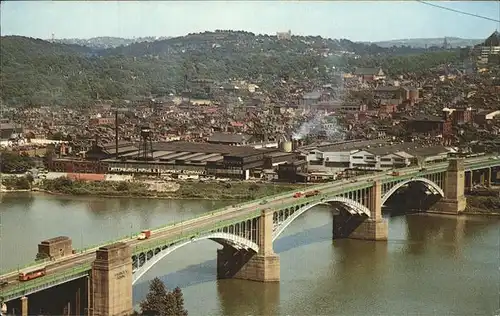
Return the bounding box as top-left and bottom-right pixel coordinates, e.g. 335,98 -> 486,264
217,280 -> 281,316
0,193 -> 233,270
2,193 -> 499,315
0,192 -> 35,209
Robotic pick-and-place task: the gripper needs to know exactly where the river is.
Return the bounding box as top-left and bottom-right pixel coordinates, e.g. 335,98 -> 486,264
0,192 -> 499,315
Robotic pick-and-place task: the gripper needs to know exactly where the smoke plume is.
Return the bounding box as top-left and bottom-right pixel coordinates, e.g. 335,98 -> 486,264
292,112 -> 344,141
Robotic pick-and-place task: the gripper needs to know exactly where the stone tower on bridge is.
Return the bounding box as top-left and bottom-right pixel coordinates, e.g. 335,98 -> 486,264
90,242 -> 132,316
434,158 -> 466,213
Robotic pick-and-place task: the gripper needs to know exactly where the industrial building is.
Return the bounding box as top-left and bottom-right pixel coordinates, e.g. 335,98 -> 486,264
299,139 -> 454,173
47,137 -> 455,182
49,140 -> 300,180
105,141 -> 300,180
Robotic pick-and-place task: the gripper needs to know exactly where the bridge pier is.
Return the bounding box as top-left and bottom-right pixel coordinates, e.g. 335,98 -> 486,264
20,296 -> 28,316
465,171 -> 473,192
434,159 -> 466,214
90,242 -> 132,316
217,209 -> 280,282
333,181 -> 388,241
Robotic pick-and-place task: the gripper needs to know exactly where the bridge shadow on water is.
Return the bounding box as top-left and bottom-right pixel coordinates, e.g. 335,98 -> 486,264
132,222 -> 332,300
382,183 -> 443,218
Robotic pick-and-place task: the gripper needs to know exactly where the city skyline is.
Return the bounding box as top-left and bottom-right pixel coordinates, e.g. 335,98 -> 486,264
1,1 -> 499,42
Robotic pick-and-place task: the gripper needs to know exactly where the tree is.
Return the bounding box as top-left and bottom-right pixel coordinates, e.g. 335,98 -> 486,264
139,278 -> 168,316
172,287 -> 188,316
137,277 -> 188,316
0,150 -> 35,173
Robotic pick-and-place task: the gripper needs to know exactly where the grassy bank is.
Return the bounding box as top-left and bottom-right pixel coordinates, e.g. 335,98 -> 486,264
464,195 -> 500,215
18,177 -> 308,200
174,181 -> 307,200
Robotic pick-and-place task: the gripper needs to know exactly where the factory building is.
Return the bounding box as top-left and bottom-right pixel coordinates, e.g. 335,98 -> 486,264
53,141 -> 298,180
299,139 -> 454,173
85,141 -> 138,161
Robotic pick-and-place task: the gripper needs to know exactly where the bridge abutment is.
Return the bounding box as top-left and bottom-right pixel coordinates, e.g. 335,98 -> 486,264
333,181 -> 388,241
433,159 -> 466,214
217,209 -> 280,282
90,242 -> 132,316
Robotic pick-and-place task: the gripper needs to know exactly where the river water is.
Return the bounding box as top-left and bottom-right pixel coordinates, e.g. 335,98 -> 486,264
0,192 -> 499,315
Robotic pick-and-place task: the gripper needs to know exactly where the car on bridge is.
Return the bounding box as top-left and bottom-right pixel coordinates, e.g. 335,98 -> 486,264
304,190 -> 320,197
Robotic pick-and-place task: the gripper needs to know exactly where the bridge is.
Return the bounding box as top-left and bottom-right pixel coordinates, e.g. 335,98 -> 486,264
1,156 -> 499,316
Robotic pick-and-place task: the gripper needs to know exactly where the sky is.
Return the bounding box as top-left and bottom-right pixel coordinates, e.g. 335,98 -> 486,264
1,1 -> 499,42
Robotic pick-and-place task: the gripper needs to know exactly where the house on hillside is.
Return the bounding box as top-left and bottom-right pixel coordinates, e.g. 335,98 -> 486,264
0,121 -> 24,139
301,91 -> 322,108
354,68 -> 386,82
402,114 -> 453,144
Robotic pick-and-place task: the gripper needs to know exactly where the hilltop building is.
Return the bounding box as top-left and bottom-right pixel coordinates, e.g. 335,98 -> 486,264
474,30 -> 500,64
276,30 -> 292,40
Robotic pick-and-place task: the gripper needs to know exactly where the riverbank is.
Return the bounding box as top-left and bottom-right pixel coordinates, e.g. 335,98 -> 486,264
3,175 -> 499,212
463,195 -> 500,215
2,176 -> 308,201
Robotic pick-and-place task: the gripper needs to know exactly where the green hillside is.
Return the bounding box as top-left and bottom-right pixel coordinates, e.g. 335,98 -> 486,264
0,31 -> 461,107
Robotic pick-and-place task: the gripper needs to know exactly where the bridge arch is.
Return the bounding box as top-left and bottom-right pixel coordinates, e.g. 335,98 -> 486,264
272,197 -> 371,242
132,232 -> 259,285
381,177 -> 444,205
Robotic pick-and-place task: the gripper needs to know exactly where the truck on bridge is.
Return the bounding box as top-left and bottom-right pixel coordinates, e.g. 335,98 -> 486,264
293,190 -> 320,198
18,266 -> 46,282
138,230 -> 152,240
304,190 -> 320,197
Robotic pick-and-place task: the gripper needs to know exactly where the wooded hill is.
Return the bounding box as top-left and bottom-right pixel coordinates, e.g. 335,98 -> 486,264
0,30 -> 461,106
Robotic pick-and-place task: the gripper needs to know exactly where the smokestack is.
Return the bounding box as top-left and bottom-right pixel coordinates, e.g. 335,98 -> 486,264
115,110 -> 119,160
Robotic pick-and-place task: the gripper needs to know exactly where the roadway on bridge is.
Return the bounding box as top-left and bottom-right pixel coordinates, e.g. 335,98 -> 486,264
0,156 -> 496,293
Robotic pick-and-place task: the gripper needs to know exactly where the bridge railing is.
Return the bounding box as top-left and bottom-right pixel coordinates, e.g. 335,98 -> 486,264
379,158 -> 499,184
0,263 -> 91,301
133,182 -> 379,254
139,184 -> 333,235
0,258 -> 53,277
132,211 -> 262,254
76,232 -> 138,253
271,182 -> 375,212
466,159 -> 500,170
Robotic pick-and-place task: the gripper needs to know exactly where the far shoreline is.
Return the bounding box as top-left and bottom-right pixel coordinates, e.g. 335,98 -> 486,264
1,188 -> 244,201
